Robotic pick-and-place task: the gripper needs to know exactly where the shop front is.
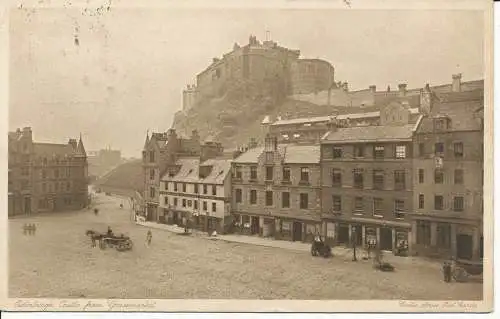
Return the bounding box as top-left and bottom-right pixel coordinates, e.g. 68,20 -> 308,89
409,213 -> 482,261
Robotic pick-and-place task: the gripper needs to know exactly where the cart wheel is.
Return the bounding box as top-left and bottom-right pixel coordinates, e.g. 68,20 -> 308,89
453,267 -> 469,282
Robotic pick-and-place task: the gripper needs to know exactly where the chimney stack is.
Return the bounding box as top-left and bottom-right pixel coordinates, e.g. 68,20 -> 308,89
452,73 -> 462,92
419,83 -> 433,115
342,82 -> 349,92
398,83 -> 407,97
369,85 -> 376,93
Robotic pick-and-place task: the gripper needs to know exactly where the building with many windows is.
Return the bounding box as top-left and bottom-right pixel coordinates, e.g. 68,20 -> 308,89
8,127 -> 89,216
319,101 -> 423,253
142,129 -> 205,222
159,158 -> 233,233
231,135 -> 322,242
409,88 -> 484,261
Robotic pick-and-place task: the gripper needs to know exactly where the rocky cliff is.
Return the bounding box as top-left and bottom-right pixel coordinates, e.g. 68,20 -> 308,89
171,80 -> 348,148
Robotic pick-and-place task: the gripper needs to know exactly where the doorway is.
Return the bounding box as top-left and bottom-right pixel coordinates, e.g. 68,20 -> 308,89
456,234 -> 473,260
480,236 -> 484,259
292,221 -> 303,242
380,227 -> 393,251
337,224 -> 350,244
24,197 -> 31,215
250,216 -> 260,235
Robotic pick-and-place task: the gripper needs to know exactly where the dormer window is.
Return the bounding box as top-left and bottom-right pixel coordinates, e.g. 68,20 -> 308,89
434,117 -> 450,131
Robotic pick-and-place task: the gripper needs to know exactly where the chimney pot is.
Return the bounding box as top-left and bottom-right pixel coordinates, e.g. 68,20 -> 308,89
452,73 -> 462,92
398,83 -> 407,96
369,85 -> 376,93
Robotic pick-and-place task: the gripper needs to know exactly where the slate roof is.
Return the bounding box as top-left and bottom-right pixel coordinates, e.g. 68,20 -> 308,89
417,100 -> 483,133
232,144 -> 320,164
321,123 -> 417,144
160,157 -> 232,184
33,143 -> 76,157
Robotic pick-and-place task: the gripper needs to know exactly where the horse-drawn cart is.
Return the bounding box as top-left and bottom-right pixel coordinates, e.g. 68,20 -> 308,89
101,234 -> 133,251
86,230 -> 133,252
452,259 -> 483,282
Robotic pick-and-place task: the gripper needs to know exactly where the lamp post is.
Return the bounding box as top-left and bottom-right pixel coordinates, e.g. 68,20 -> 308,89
352,225 -> 357,262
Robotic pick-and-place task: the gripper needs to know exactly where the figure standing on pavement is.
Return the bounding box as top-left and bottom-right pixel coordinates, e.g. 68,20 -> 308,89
32,223 -> 37,236
443,261 -> 452,283
146,230 -> 152,246
22,223 -> 27,235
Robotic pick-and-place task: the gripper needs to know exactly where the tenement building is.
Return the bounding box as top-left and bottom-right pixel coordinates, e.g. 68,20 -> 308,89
409,87 -> 484,261
142,129 -> 223,222
159,158 -> 232,233
320,103 -> 423,253
8,127 -> 89,216
231,134 -> 322,242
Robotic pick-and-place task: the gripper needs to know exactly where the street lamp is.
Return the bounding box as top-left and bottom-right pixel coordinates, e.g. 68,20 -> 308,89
351,226 -> 357,262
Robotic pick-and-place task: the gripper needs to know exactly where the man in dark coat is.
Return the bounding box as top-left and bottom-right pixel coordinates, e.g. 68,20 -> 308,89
443,261 -> 452,283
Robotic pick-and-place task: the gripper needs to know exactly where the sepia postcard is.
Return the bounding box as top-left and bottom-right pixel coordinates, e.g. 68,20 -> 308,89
0,0 -> 494,314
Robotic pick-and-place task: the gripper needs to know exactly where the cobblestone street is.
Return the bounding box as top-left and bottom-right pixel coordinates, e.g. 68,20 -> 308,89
9,194 -> 483,300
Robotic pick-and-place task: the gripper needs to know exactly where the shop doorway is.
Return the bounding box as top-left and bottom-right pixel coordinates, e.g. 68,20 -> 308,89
24,197 -> 31,215
250,216 -> 260,235
292,221 -> 302,242
380,227 -> 393,251
456,234 -> 473,260
337,224 -> 350,244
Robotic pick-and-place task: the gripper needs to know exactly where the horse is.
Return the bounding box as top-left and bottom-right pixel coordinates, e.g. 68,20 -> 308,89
86,230 -> 104,248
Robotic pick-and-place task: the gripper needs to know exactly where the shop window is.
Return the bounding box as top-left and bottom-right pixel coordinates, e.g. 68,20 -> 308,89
437,223 -> 451,248
416,220 -> 431,245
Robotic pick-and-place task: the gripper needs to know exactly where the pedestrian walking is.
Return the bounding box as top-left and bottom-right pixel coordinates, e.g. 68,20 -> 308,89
32,223 -> 37,236
27,223 -> 33,236
443,261 -> 452,283
22,223 -> 27,235
146,230 -> 152,246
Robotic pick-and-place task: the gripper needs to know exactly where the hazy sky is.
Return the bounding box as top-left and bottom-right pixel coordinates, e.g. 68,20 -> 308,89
9,7 -> 485,157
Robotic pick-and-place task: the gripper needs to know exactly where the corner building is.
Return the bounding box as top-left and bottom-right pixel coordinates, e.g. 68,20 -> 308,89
231,135 -> 322,242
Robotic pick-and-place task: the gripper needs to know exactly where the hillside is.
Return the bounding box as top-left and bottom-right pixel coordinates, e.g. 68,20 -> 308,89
94,159 -> 143,195
172,81 -> 362,147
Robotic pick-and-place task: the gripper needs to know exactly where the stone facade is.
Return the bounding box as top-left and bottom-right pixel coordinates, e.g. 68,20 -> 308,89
231,136 -> 322,242
409,95 -> 484,261
8,127 -> 89,217
159,158 -> 232,233
193,35 -> 334,100
142,129 -> 224,222
320,121 -> 417,253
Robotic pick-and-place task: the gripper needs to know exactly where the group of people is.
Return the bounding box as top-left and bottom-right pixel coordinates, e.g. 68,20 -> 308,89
23,223 -> 37,236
